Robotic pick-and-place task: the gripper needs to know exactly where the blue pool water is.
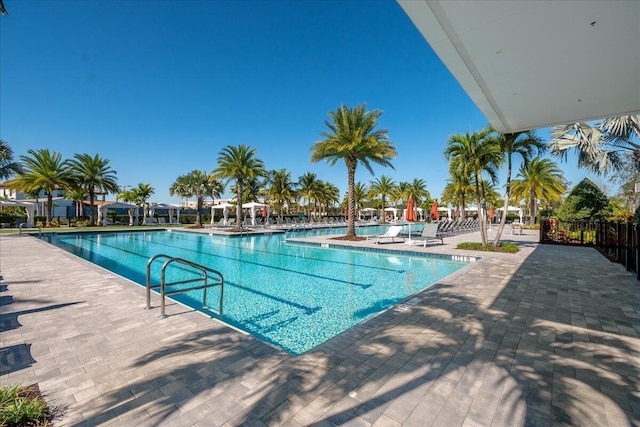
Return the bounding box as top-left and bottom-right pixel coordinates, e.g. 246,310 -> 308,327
44,227 -> 468,354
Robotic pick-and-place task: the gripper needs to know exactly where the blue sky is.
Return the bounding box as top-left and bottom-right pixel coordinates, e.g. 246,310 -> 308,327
0,0 -> 597,205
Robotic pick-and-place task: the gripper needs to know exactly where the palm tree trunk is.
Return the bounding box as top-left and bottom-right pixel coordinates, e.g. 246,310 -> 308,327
474,174 -> 487,248
196,196 -> 203,227
494,157 -> 513,246
346,164 -> 356,237
530,190 -> 537,225
89,189 -> 95,226
236,181 -> 243,228
46,192 -> 53,227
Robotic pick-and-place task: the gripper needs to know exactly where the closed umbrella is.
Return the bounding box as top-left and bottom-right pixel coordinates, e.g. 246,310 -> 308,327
431,200 -> 439,220
405,196 -> 416,244
406,197 -> 416,221
262,205 -> 268,218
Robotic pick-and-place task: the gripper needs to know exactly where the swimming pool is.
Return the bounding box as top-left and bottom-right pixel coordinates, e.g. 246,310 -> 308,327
44,228 -> 469,354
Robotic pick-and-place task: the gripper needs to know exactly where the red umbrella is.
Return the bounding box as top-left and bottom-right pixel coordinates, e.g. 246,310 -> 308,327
489,205 -> 494,221
454,209 -> 459,218
431,200 -> 439,220
406,197 -> 416,221
262,205 -> 268,218
344,208 -> 348,218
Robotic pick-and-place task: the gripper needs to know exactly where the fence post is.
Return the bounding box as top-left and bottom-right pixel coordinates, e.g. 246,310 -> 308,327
627,221 -> 633,272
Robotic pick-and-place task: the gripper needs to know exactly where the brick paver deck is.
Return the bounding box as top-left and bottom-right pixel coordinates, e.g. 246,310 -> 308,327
1,227 -> 638,426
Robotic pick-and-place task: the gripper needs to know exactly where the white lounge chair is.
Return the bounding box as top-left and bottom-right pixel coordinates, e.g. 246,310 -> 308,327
368,225 -> 405,244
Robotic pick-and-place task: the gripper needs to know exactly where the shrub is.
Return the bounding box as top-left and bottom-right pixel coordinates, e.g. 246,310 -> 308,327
457,242 -> 519,253
0,384 -> 56,426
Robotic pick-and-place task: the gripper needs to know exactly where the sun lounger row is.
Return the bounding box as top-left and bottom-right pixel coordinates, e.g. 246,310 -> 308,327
435,218 -> 480,236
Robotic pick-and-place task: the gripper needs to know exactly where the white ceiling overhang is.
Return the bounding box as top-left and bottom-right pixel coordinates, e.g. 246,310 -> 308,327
398,0 -> 640,134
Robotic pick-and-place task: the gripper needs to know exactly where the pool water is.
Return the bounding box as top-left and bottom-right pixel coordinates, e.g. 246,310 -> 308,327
45,228 -> 468,354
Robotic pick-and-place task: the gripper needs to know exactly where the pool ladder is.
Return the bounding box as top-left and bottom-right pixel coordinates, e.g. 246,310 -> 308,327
145,254 -> 224,319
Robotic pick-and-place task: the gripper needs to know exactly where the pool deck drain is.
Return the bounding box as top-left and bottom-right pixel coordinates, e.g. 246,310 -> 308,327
1,228 -> 639,426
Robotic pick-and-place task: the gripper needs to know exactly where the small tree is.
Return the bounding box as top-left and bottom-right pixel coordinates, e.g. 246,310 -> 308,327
557,178 -> 609,221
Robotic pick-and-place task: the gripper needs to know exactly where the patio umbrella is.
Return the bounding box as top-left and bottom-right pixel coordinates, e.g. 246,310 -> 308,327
489,206 -> 495,221
431,200 -> 439,220
406,197 -> 416,221
262,205 -> 268,218
405,196 -> 416,243
344,208 -> 348,218
454,209 -> 459,218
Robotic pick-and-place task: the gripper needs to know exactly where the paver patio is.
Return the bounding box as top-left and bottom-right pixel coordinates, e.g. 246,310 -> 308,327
1,227 -> 638,426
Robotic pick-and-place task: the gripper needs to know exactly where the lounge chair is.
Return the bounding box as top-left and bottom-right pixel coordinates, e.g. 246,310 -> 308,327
368,225 -> 405,244
412,223 -> 444,246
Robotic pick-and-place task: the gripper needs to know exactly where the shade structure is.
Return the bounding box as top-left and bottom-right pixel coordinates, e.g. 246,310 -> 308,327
431,200 -> 439,220
406,197 -> 416,221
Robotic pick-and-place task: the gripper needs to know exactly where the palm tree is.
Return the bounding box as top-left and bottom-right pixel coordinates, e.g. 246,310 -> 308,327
317,181 -> 340,217
212,145 -> 265,229
67,153 -> 119,226
298,172 -> 321,218
169,174 -> 191,209
492,129 -> 545,245
133,183 -> 155,223
408,178 -> 431,206
171,170 -> 222,227
550,114 -> 640,174
265,169 -> 296,221
0,140 -> 21,180
65,184 -> 88,218
369,175 -> 396,223
511,157 -> 566,225
8,149 -> 70,226
311,103 -> 396,238
353,182 -> 368,216
116,189 -> 138,226
444,127 -> 503,248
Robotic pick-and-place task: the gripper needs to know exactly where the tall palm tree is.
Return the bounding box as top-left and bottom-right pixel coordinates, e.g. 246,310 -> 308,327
492,129 -> 545,245
444,127 -> 503,248
550,114 -> 640,174
212,145 -> 265,229
170,170 -> 222,227
265,169 -> 296,221
311,103 -> 396,237
408,178 -> 431,206
298,172 -> 321,218
133,183 -> 155,223
67,153 -> 119,226
369,175 -> 396,223
8,149 -> 70,226
353,182 -> 368,215
511,157 -> 566,225
0,140 -> 21,180
317,181 -> 340,217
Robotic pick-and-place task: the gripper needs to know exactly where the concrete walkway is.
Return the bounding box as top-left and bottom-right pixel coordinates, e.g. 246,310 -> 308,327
1,227 -> 638,426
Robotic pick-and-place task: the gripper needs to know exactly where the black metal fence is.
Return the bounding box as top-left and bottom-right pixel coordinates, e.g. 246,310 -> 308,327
540,219 -> 639,280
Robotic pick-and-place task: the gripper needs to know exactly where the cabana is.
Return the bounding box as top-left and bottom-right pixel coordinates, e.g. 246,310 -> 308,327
242,202 -> 269,225
383,207 -> 400,221
0,199 -> 36,227
210,202 -> 235,226
150,203 -> 181,224
97,202 -> 139,226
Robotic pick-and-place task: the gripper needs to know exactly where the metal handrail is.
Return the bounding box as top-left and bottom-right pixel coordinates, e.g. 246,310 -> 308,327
146,254 -> 224,319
